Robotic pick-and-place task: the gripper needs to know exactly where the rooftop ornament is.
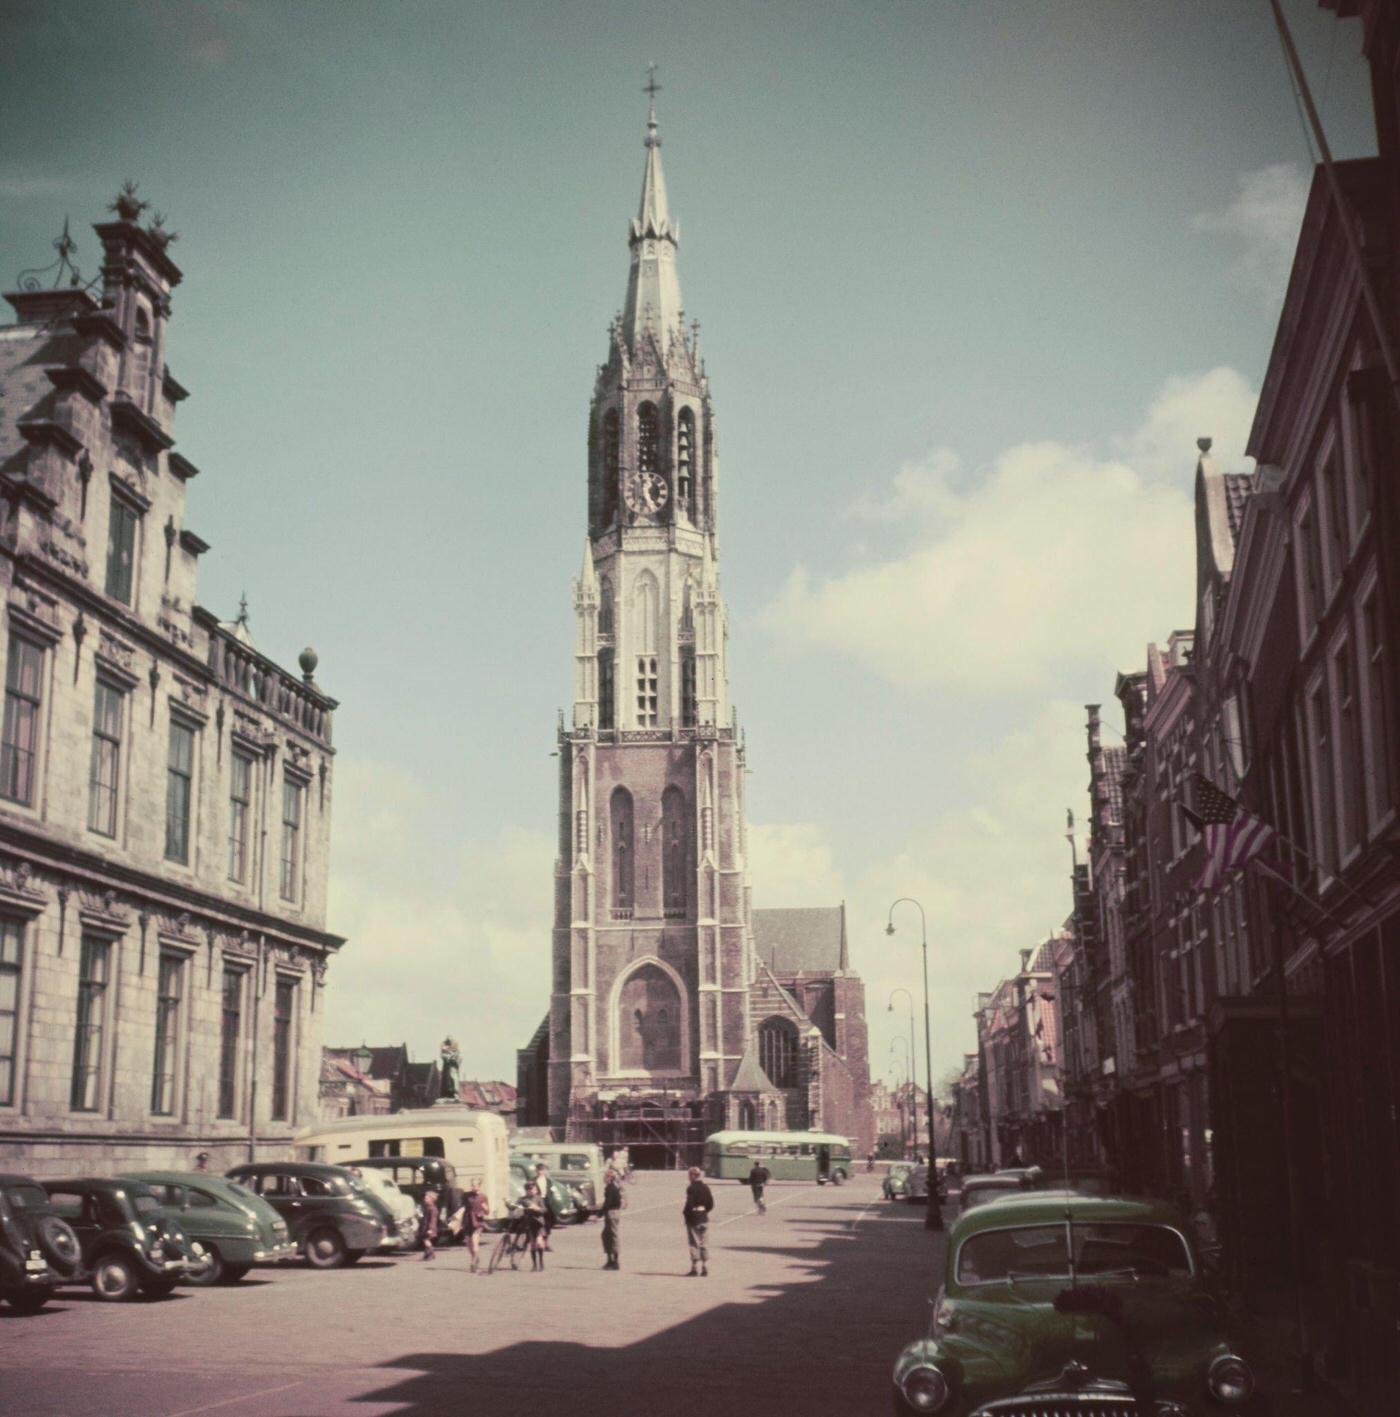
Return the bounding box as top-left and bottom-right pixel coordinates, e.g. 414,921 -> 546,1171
16,217 -> 85,292
146,211 -> 179,250
110,179 -> 148,223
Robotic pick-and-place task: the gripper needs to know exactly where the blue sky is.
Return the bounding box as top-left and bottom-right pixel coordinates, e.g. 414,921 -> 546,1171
0,1 -> 1378,1090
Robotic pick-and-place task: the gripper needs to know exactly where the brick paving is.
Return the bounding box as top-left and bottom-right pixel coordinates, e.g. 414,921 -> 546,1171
0,1173 -> 941,1416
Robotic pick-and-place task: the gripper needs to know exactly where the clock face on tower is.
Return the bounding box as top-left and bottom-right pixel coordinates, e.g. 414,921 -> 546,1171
624,470 -> 669,515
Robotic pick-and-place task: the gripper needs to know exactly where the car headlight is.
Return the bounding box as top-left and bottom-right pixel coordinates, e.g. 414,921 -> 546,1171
900,1366 -> 950,1412
1207,1355 -> 1254,1404
190,1242 -> 206,1256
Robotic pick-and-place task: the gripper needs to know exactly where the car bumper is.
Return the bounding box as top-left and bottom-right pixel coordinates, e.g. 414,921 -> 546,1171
252,1242 -> 299,1265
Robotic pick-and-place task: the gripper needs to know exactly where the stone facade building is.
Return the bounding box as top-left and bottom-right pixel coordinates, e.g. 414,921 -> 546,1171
0,190 -> 341,1176
518,98 -> 871,1163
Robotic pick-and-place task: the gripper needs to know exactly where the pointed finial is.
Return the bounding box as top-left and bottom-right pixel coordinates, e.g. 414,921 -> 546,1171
237,592 -> 249,625
643,63 -> 661,148
1197,437 -> 1213,454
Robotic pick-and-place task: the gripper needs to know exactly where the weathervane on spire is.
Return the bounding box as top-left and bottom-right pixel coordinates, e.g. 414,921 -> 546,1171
643,62 -> 661,146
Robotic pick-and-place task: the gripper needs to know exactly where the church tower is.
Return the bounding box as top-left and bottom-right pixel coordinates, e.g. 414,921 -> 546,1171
546,83 -> 754,1131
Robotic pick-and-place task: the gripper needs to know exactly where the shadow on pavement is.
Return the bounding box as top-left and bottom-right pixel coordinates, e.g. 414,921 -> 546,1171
342,1205 -> 936,1417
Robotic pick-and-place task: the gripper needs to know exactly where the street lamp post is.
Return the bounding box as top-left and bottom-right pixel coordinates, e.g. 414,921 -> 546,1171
887,898 -> 944,1232
890,1037 -> 910,1158
888,990 -> 917,1159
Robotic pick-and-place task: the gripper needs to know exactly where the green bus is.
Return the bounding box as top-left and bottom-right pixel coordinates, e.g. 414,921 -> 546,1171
702,1130 -> 853,1185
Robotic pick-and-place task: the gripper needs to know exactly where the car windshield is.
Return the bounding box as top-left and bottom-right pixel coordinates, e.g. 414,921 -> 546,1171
961,1182 -> 1021,1209
956,1222 -> 1193,1286
4,1184 -> 48,1211
224,1181 -> 259,1203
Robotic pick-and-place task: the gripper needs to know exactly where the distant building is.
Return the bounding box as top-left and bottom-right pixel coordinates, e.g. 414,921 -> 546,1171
0,190 -> 342,1176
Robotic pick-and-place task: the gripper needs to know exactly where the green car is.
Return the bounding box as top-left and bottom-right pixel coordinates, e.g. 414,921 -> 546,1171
123,1172 -> 297,1286
883,1163 -> 913,1200
891,1193 -> 1261,1416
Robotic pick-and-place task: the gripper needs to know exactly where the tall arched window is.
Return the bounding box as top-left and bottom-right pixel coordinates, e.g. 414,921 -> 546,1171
637,402 -> 659,476
602,409 -> 620,525
618,962 -> 681,1070
632,572 -> 660,727
661,786 -> 688,917
597,650 -> 615,730
598,576 -> 614,637
677,407 -> 695,521
739,1100 -> 756,1130
610,787 -> 633,912
758,1017 -> 799,1089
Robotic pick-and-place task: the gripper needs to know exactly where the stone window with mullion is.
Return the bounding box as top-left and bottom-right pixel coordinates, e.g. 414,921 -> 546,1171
105,489 -> 142,607
218,965 -> 246,1119
228,749 -> 254,883
70,934 -> 113,1112
87,678 -> 125,838
165,714 -> 198,865
151,949 -> 186,1116
279,773 -> 307,904
0,918 -> 23,1106
1,635 -> 46,807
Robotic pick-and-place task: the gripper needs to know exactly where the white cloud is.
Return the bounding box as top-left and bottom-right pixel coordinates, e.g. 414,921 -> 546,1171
757,368 -> 1258,694
747,822 -> 845,910
1193,163 -> 1310,310
324,756 -> 554,1081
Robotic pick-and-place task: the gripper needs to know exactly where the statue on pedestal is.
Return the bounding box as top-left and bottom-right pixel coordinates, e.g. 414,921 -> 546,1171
439,1037 -> 462,1102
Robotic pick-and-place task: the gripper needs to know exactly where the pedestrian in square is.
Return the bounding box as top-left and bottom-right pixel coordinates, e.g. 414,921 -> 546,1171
419,1185 -> 440,1261
456,1182 -> 489,1273
683,1166 -> 714,1276
747,1158 -> 770,1215
194,1151 -> 211,1173
534,1163 -> 557,1251
601,1167 -> 623,1270
521,1180 -> 548,1271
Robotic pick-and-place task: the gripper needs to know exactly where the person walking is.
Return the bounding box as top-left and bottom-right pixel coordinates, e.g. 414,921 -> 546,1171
601,1168 -> 623,1270
194,1151 -> 211,1173
747,1159 -> 770,1215
521,1180 -> 548,1272
683,1166 -> 714,1277
457,1182 -> 488,1273
419,1185 -> 440,1261
533,1163 -> 557,1251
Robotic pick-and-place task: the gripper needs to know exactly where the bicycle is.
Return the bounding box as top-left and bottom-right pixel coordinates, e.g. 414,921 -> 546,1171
486,1205 -> 533,1274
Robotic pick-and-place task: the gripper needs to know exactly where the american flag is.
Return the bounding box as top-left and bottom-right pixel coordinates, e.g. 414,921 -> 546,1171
1185,773 -> 1277,890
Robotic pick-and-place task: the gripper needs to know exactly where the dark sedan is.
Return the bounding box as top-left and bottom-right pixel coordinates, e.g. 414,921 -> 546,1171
226,1162 -> 392,1268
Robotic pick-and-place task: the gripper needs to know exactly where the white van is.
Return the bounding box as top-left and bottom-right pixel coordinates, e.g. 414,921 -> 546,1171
294,1107 -> 511,1218
509,1140 -> 606,1213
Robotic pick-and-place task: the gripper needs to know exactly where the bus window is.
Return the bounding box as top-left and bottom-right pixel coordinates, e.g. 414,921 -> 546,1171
369,1140 -> 400,1158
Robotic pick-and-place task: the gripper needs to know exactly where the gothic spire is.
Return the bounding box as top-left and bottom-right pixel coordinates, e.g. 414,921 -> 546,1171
622,65 -> 684,354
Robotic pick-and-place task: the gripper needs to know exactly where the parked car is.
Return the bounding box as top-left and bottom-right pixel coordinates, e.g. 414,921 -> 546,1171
883,1163 -> 914,1200
42,1177 -> 204,1301
0,1174 -> 83,1312
891,1192 -> 1262,1416
226,1162 -> 392,1269
345,1166 -> 418,1248
342,1157 -> 462,1246
905,1164 -> 947,1206
507,1161 -> 580,1226
957,1173 -> 1027,1214
122,1171 -> 296,1285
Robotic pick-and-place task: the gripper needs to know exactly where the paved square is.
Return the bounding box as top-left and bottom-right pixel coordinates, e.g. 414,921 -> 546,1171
0,1173 -> 945,1416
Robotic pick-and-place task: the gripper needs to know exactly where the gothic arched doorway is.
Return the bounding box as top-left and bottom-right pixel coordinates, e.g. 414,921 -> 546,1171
618,963 -> 682,1071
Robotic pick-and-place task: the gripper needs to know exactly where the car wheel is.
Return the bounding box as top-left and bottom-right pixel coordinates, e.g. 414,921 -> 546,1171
36,1215 -> 82,1274
305,1229 -> 347,1269
5,1287 -> 53,1314
184,1247 -> 224,1287
141,1279 -> 178,1300
832,1169 -> 847,1186
220,1264 -> 251,1284
344,1249 -> 365,1265
91,1253 -> 141,1302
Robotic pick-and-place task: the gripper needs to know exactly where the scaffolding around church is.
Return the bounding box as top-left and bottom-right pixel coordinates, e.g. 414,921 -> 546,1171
566,1093 -> 725,1171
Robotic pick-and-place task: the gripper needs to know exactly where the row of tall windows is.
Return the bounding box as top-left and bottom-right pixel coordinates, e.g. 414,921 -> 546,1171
1,634 -> 307,902
598,404 -> 701,524
594,647 -> 695,729
608,786 -> 690,915
1,912 -> 298,1121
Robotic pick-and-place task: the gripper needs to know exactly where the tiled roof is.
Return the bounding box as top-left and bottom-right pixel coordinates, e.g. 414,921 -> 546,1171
729,1046 -> 778,1094
1028,939 -> 1057,973
753,905 -> 847,975
1223,473 -> 1253,543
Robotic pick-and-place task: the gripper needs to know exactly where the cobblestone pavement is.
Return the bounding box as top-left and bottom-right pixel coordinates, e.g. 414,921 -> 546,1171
0,1173 -> 942,1417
